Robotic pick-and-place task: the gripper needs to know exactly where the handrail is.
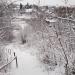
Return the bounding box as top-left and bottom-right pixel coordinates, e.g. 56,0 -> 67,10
0,56 -> 18,70
0,25 -> 14,30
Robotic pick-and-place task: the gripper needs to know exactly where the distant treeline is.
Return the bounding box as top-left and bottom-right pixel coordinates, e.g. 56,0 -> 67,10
20,3 -> 39,9
55,6 -> 75,18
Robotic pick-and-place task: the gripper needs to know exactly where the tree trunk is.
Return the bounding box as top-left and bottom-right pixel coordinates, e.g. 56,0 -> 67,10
65,63 -> 69,75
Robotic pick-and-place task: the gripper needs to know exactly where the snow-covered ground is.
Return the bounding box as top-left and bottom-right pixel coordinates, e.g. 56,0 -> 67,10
1,14 -> 48,75
5,44 -> 48,75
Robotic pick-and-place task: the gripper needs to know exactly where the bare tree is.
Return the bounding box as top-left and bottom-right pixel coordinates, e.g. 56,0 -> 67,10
0,0 -> 21,42
63,0 -> 68,17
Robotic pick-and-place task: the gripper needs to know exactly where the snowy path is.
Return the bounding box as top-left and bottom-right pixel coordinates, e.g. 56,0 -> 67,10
5,14 -> 48,75
5,44 -> 48,75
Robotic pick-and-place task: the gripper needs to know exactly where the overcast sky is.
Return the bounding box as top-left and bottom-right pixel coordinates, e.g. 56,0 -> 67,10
14,0 -> 75,6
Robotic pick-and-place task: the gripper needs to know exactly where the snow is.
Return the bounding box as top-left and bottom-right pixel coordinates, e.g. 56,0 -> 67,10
25,9 -> 33,13
1,13 -> 65,75
5,44 -> 48,75
49,65 -> 65,75
3,14 -> 48,75
45,18 -> 57,22
15,14 -> 33,19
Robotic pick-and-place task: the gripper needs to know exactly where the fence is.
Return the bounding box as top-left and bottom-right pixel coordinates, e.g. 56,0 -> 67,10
0,47 -> 18,72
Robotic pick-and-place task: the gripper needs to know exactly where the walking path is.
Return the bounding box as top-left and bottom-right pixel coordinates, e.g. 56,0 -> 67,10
5,44 -> 48,75
4,14 -> 48,75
